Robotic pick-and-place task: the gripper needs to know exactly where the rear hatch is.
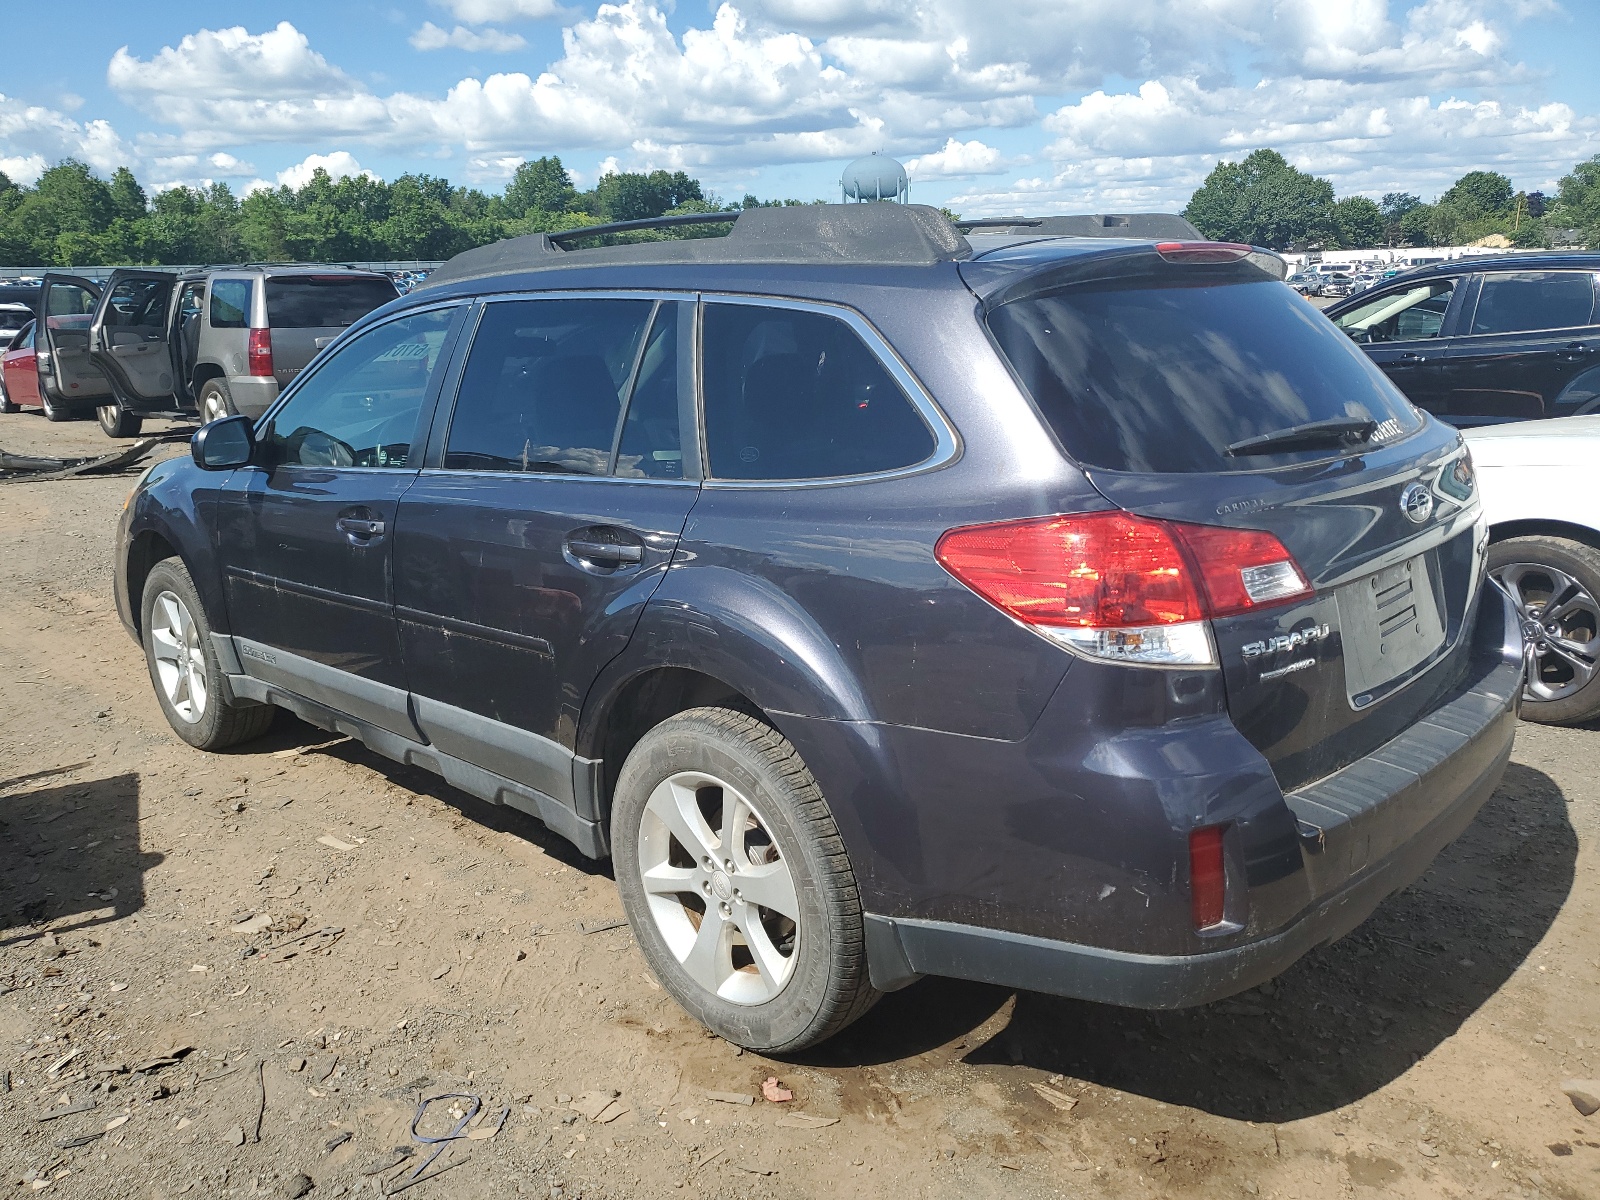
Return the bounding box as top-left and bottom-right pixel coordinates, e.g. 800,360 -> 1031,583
973,245 -> 1485,792
263,274 -> 399,386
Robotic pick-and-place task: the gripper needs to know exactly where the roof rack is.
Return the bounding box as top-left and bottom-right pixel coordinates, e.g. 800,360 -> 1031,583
955,213 -> 1203,239
546,211 -> 741,247
423,204 -> 972,288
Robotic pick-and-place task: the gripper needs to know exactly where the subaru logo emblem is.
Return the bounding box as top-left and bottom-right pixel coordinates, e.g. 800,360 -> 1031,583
1399,483 -> 1434,524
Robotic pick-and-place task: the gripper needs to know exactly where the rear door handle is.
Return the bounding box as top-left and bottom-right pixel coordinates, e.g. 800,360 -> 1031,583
567,538 -> 643,565
1396,352 -> 1428,364
1556,342 -> 1594,362
336,516 -> 386,541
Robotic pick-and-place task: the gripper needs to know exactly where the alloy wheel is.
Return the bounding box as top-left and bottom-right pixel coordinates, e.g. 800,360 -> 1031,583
636,770 -> 801,1005
149,589 -> 209,723
1492,561 -> 1600,702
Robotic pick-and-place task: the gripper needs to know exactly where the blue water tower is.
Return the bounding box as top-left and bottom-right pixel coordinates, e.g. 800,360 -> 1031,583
841,153 -> 909,203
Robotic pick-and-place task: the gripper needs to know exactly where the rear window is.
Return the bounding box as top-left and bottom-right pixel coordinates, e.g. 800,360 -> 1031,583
987,279 -> 1423,474
0,309 -> 29,332
265,277 -> 399,329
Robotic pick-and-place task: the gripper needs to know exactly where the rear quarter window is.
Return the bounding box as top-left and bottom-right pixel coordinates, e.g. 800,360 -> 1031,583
266,277 -> 400,329
701,302 -> 936,481
986,278 -> 1423,474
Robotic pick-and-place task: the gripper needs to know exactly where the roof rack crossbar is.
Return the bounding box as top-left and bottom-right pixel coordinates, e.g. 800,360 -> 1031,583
953,217 -> 1044,230
548,211 -> 741,247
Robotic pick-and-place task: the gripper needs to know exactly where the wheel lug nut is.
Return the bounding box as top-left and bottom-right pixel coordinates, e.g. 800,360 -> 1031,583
723,859 -> 734,872
719,902 -> 732,917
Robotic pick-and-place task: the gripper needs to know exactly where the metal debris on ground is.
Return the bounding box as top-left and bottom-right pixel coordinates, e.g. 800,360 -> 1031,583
0,435 -> 182,483
384,1091 -> 504,1194
579,917 -> 629,935
705,1090 -> 754,1106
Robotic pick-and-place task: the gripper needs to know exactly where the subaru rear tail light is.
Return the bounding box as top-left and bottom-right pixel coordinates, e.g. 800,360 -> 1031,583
934,512 -> 1311,667
248,328 -> 273,377
1188,825 -> 1228,929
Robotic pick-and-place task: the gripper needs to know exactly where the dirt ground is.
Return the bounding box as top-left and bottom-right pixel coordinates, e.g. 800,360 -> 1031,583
1,412 -> 1597,1200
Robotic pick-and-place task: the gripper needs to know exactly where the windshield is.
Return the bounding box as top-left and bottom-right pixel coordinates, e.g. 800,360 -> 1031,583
264,277 -> 398,329
987,278 -> 1423,474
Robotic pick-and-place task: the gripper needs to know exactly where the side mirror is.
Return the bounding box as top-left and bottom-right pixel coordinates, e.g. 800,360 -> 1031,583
191,414 -> 255,470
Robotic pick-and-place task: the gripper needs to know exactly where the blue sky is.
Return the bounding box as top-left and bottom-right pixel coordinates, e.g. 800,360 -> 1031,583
1,1 -> 1597,215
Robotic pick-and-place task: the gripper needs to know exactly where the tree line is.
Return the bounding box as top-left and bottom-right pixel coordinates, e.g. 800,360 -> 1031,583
1183,148 -> 1600,252
4,145 -> 1598,266
0,156 -> 813,267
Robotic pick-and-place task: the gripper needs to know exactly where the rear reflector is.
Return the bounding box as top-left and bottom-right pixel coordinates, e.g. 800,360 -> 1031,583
1155,241 -> 1252,264
247,328 -> 273,377
1189,825 -> 1227,929
934,512 -> 1312,667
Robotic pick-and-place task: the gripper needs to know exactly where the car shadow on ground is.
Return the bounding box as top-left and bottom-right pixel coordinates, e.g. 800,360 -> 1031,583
249,714 -> 606,875
806,762 -> 1575,1122
0,770 -> 163,950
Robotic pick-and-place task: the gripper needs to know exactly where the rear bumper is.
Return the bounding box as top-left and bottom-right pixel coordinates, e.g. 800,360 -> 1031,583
224,376 -> 279,419
859,583 -> 1523,1006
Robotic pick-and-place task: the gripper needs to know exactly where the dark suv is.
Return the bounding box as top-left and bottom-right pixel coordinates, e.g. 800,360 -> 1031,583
1326,253 -> 1600,426
115,205 -> 1523,1053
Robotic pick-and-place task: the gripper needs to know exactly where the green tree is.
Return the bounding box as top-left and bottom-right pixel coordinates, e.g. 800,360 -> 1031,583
1380,192 -> 1421,246
593,170 -> 704,222
1438,170 -> 1514,221
1548,154 -> 1600,244
1182,149 -> 1337,250
109,166 -> 147,223
1332,196 -> 1384,249
503,157 -> 578,217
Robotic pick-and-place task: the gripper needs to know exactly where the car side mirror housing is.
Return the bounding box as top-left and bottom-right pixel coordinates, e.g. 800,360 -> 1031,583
191,414 -> 255,470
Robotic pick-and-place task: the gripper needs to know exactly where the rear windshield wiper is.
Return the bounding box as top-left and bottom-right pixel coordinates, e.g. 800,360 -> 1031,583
1226,418 -> 1377,458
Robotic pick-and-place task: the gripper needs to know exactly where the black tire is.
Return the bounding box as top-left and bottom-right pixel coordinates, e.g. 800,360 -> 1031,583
0,372 -> 16,415
611,707 -> 879,1054
199,378 -> 235,424
97,402 -> 143,438
41,386 -> 74,423
140,559 -> 275,751
1488,535 -> 1600,725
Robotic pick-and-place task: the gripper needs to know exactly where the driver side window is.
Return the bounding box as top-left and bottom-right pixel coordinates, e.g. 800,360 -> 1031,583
264,307 -> 456,469
1335,280 -> 1456,343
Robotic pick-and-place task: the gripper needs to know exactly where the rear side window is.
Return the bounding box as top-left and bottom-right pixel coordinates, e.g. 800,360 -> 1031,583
209,279 -> 251,328
265,277 -> 399,329
701,303 -> 935,480
102,277 -> 171,330
1469,271 -> 1596,335
445,298 -> 654,475
987,279 -> 1423,474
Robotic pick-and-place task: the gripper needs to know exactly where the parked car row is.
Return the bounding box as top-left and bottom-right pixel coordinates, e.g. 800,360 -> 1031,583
0,266 -> 399,436
117,204 -> 1522,1054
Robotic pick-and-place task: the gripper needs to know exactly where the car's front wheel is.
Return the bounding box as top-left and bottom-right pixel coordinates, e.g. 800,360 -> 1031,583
612,707 -> 879,1053
97,403 -> 143,438
141,559 -> 275,750
1489,535 -> 1600,725
0,375 -> 16,414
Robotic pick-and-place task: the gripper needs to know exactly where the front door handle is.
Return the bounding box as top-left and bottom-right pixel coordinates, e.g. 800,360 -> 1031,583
1556,342 -> 1594,362
336,516 -> 386,542
1396,352 -> 1428,364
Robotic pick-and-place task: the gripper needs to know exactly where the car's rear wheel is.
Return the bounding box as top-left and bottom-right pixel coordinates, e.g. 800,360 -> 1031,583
41,387 -> 73,423
141,559 -> 275,751
1489,535 -> 1600,725
97,403 -> 143,438
0,375 -> 16,414
612,706 -> 879,1053
199,379 -> 235,424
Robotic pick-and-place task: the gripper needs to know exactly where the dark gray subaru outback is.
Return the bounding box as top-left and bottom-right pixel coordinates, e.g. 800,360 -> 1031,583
115,205 -> 1524,1052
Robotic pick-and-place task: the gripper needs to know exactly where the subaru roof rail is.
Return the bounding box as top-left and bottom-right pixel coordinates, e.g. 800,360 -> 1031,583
955,213 -> 1204,239
422,203 -> 973,289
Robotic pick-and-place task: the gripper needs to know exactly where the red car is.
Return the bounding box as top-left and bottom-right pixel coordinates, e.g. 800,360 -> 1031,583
1,317 -> 86,420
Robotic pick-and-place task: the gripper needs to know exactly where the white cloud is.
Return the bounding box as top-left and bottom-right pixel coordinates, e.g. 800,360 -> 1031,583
411,23 -> 528,52
0,93 -> 133,182
6,0 -> 1582,214
435,0 -> 568,23
905,137 -> 1006,178
276,151 -> 380,189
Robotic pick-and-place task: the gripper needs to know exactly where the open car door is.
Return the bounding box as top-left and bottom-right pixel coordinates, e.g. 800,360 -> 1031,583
88,269 -> 178,406
38,274 -> 112,409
